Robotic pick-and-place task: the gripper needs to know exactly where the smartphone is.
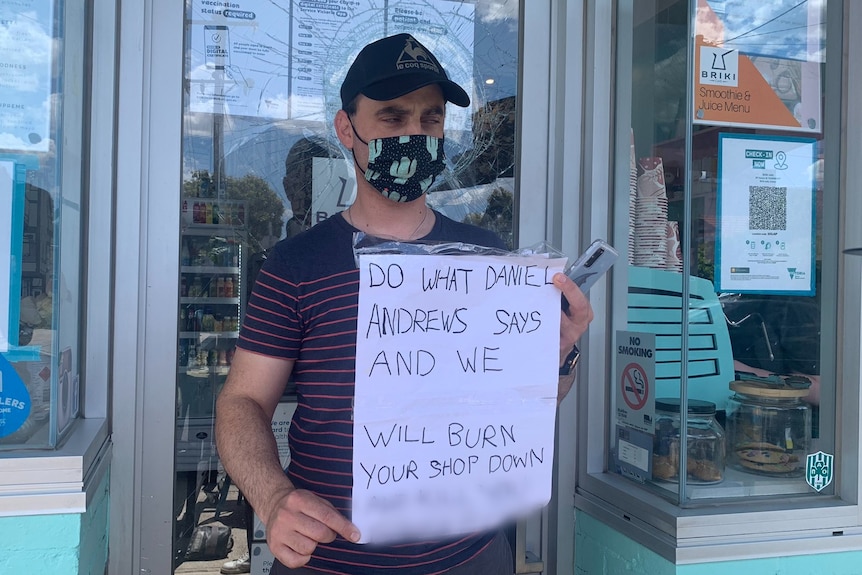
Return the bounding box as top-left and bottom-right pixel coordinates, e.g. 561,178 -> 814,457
565,239 -> 618,294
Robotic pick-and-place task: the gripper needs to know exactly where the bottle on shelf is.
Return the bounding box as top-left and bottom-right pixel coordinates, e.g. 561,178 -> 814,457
187,342 -> 198,367
190,276 -> 202,298
216,277 -> 225,298
178,341 -> 188,367
225,276 -> 234,298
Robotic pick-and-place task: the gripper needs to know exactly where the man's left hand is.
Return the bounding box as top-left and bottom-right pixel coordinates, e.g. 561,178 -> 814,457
554,273 -> 594,402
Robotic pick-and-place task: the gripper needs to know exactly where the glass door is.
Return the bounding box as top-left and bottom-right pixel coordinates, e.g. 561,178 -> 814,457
172,2 -> 522,573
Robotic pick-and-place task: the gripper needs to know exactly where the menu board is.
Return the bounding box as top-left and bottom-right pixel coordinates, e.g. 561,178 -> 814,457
289,0 -> 383,122
188,1 -> 476,124
0,0 -> 53,152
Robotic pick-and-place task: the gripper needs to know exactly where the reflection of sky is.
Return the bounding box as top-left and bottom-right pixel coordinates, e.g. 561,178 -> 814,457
708,0 -> 825,62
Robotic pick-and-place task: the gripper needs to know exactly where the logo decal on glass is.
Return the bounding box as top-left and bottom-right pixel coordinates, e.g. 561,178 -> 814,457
806,451 -> 834,492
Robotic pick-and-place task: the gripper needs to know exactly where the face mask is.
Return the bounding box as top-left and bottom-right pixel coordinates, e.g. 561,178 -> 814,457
351,125 -> 446,203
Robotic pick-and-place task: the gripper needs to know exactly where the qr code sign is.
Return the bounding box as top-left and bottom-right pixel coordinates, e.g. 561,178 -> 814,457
749,186 -> 787,230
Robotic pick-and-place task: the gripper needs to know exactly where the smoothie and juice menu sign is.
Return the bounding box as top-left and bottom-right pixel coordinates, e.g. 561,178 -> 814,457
189,0 -> 475,126
693,0 -> 824,133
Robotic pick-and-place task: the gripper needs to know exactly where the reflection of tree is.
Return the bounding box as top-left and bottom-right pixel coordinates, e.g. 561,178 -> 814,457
449,96 -> 516,248
184,170 -> 283,253
452,96 -> 516,187
462,187 -> 514,250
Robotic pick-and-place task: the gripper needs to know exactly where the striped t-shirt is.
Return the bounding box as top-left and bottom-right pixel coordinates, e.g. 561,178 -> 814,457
237,211 -> 507,574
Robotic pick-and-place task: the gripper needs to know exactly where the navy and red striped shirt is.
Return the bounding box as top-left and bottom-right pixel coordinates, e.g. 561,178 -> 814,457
237,212 -> 506,574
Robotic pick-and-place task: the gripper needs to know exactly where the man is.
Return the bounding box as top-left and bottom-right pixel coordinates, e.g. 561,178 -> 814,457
283,137 -> 342,239
215,33 -> 593,574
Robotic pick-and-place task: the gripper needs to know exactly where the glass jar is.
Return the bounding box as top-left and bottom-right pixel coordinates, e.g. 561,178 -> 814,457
653,398 -> 725,483
726,379 -> 811,477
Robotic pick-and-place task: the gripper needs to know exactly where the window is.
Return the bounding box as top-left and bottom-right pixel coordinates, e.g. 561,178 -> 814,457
576,0 -> 851,559
613,0 -> 835,502
1,0 -> 88,450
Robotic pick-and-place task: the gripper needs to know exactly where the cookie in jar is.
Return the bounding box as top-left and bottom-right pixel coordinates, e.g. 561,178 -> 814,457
726,377 -> 811,477
652,398 -> 725,483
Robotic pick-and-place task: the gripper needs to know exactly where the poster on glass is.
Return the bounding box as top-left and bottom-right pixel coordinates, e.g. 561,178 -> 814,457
715,133 -> 816,295
692,0 -> 824,133
0,1 -> 53,152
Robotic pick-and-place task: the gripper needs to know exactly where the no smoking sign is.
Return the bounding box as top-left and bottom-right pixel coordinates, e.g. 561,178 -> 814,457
615,332 -> 656,433
621,362 -> 649,410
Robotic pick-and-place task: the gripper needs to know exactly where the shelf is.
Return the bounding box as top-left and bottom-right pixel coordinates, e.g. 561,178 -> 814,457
180,297 -> 240,305
180,366 -> 231,377
181,223 -> 245,233
179,331 -> 239,339
650,465 -> 814,500
181,266 -> 240,274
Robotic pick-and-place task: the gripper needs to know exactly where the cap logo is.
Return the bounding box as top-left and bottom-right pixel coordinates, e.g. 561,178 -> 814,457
395,37 -> 440,74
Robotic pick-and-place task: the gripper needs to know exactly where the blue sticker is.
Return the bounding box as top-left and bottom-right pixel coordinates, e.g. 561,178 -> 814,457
0,354 -> 32,438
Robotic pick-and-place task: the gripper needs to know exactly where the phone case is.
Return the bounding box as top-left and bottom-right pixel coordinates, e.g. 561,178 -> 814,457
565,240 -> 619,293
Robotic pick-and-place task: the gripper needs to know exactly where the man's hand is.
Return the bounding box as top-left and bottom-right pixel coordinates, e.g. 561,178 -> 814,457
554,273 -> 594,402
266,487 -> 362,568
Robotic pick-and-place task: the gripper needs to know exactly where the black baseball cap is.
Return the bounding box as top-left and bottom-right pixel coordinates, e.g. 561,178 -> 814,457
340,33 -> 470,109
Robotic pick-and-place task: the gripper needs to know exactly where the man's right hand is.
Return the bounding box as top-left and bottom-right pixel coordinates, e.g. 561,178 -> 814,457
266,487 -> 362,568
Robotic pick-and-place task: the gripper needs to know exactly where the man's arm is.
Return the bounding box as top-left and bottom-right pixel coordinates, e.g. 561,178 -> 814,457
215,348 -> 360,568
554,273 -> 594,403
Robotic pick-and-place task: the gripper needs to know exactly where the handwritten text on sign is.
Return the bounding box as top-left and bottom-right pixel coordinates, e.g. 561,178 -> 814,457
352,253 -> 566,544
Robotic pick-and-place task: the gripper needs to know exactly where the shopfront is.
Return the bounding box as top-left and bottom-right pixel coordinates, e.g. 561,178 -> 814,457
1,1 -> 862,574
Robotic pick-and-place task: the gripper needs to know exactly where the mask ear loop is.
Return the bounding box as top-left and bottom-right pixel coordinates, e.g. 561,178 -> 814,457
348,120 -> 370,177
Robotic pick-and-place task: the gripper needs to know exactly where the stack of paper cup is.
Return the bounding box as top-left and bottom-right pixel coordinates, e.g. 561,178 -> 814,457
628,130 -> 638,265
664,220 -> 683,272
633,157 -> 669,269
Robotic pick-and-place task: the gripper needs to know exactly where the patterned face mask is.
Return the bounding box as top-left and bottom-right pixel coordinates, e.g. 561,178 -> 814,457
351,124 -> 446,203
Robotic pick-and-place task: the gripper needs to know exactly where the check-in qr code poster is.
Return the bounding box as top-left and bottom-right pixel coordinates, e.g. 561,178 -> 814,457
715,133 -> 816,295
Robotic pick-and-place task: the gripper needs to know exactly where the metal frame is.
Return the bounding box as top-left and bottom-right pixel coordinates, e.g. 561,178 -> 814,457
575,0 -> 862,564
111,0 -> 184,573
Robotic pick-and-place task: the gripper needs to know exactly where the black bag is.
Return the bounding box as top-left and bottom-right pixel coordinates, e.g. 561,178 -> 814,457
185,523 -> 234,561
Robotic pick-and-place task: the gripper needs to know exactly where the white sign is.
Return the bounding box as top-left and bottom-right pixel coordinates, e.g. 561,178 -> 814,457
716,134 -> 816,294
188,1 -> 292,118
0,1 -> 53,152
289,0 -> 382,122
614,331 -> 656,433
352,253 -> 565,544
0,161 -> 12,352
310,157 -> 353,225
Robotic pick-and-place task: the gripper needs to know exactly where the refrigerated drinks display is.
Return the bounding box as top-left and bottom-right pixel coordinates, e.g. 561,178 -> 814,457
174,195 -> 247,557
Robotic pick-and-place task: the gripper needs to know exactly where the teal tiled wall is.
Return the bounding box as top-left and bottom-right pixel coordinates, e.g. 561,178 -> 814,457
575,510 -> 862,575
